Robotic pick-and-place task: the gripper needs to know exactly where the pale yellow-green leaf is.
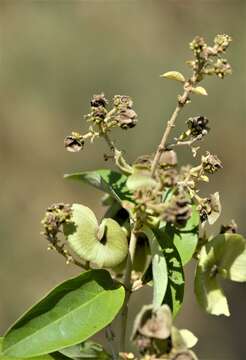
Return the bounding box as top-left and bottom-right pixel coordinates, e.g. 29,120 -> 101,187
210,233 -> 246,282
160,71 -> 185,83
64,204 -> 128,268
126,170 -> 157,192
191,86 -> 208,96
194,246 -> 230,316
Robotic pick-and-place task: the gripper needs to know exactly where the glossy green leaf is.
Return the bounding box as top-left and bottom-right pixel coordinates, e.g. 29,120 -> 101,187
142,226 -> 168,308
64,204 -> 128,268
3,270 -> 125,358
64,169 -> 131,203
0,338 -> 65,360
195,246 -> 230,316
59,341 -> 110,359
173,206 -> 199,265
155,227 -> 185,317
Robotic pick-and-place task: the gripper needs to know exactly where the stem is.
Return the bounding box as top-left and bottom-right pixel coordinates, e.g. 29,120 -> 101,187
151,89 -> 190,177
105,325 -> 117,360
120,223 -> 138,351
100,124 -> 132,174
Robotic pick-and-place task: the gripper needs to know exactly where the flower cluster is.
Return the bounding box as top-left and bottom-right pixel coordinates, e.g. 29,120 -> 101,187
64,93 -> 137,153
188,34 -> 232,81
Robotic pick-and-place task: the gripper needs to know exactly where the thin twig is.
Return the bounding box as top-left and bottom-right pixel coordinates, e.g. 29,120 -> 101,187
120,223 -> 138,351
99,124 -> 132,174
150,89 -> 190,177
105,325 -> 118,360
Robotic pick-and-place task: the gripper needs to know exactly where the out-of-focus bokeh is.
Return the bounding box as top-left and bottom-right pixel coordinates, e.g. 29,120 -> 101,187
0,1 -> 245,358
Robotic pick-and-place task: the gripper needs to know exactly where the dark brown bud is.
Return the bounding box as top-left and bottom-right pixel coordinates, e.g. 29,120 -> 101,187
162,194 -> 192,227
116,108 -> 138,129
202,152 -> 223,174
90,93 -> 108,108
64,132 -> 84,152
113,95 -> 133,109
220,219 -> 238,234
186,116 -> 209,137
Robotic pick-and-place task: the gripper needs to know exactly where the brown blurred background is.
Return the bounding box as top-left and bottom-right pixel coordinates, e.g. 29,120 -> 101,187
0,1 -> 245,359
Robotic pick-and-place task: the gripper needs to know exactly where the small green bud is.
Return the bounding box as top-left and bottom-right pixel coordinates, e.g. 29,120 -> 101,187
191,86 -> 208,96
160,71 -> 185,83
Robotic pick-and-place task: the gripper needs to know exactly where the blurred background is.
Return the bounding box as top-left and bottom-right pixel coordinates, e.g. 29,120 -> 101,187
0,1 -> 245,358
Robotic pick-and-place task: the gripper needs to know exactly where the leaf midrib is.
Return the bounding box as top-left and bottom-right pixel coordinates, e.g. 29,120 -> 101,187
4,287 -> 120,356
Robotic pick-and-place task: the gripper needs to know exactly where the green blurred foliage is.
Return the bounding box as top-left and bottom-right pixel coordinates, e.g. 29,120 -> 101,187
0,1 -> 245,359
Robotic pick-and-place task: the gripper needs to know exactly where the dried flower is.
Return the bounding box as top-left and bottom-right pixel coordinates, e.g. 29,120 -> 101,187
113,95 -> 133,109
186,116 -> 209,137
90,93 -> 108,108
41,203 -> 72,243
220,219 -> 238,234
162,194 -> 192,227
202,152 -> 222,174
198,192 -> 221,224
159,150 -> 177,167
64,132 -> 84,152
116,108 -> 138,129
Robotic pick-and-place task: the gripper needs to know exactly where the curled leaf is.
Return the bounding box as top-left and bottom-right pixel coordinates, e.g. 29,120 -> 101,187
160,71 -> 185,83
195,245 -> 230,316
64,204 -> 128,268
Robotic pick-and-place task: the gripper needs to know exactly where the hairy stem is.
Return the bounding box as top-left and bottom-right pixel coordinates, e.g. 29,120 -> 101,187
120,223 -> 138,351
151,89 -> 190,176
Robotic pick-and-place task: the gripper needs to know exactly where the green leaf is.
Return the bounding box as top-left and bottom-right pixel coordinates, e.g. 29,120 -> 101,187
209,233 -> 246,282
172,205 -> 199,265
64,204 -> 128,268
154,227 -> 185,317
64,169 -> 131,203
160,71 -> 185,83
142,226 -> 168,308
195,233 -> 246,316
195,246 -> 230,316
59,341 -> 110,359
3,270 -> 125,358
126,171 -> 157,192
0,337 -> 61,360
